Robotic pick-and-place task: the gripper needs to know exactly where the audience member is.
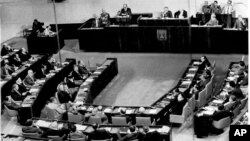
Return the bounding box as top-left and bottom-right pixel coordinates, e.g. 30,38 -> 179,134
238,70 -> 248,86
3,96 -> 21,110
174,93 -> 187,115
19,48 -> 31,61
161,6 -> 173,18
22,119 -> 43,134
205,13 -> 219,26
32,19 -> 44,35
99,9 -> 110,27
229,82 -> 245,100
174,9 -> 188,18
41,125 -> 69,139
233,15 -> 247,30
57,82 -> 73,103
200,56 -> 211,70
23,69 -> 36,88
92,106 -> 108,123
15,78 -> 28,94
88,123 -> 111,141
10,84 -> 28,101
68,124 -> 87,140
1,43 -> 13,56
35,64 -> 48,79
77,60 -> 90,75
12,54 -> 22,67
224,95 -> 240,110
1,59 -> 15,79
71,65 -> 86,81
46,97 -> 67,116
141,126 -> 162,141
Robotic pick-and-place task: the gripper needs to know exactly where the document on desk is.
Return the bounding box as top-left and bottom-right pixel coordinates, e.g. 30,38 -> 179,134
189,67 -> 198,71
160,126 -> 170,133
104,108 -> 113,113
36,120 -> 51,128
29,88 -> 39,93
126,109 -> 135,114
212,99 -> 224,104
85,78 -> 94,83
75,124 -> 87,131
186,73 -> 195,77
202,110 -> 214,115
149,109 -> 158,114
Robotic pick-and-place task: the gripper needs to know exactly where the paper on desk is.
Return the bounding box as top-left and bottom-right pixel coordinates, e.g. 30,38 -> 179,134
36,120 -> 51,128
85,78 -> 94,83
37,79 -> 46,83
160,126 -> 170,133
149,109 -> 157,114
193,61 -> 201,65
126,109 -> 135,114
104,108 -> 112,113
21,103 -> 31,107
202,110 -> 214,115
189,67 -> 198,71
29,88 -> 39,93
186,73 -> 195,77
75,124 -> 87,131
212,99 -> 224,104
93,71 -> 102,75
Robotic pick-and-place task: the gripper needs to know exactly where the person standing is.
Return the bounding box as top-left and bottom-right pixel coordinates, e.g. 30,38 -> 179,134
99,9 -> 110,27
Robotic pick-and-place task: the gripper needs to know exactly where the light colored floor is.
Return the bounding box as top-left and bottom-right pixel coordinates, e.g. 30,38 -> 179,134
1,38 -> 248,141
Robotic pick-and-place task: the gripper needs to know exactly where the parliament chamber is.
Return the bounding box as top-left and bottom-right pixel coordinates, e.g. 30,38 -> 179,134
1,0 -> 249,141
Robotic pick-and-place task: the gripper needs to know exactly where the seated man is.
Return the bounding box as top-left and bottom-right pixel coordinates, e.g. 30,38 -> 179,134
211,105 -> 233,134
15,78 -> 29,94
23,69 -> 36,88
1,43 -> 13,56
77,60 -> 91,75
229,81 -> 245,100
70,65 -> 86,81
91,106 -> 108,124
22,119 -> 43,134
19,48 -> 31,62
69,124 -> 87,140
35,64 -> 48,79
1,59 -> 15,79
238,70 -> 248,86
119,4 -> 132,18
116,125 -> 143,141
46,97 -> 67,117
12,54 -> 22,67
3,96 -> 21,110
161,6 -> 173,18
205,13 -> 218,26
88,123 -> 111,141
174,9 -> 188,18
200,56 -> 211,70
11,84 -> 28,101
224,95 -> 240,111
173,93 -> 187,115
99,9 -> 110,27
56,82 -> 73,103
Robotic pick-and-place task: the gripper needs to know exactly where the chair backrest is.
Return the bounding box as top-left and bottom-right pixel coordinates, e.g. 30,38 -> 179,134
46,106 -> 62,120
182,103 -> 190,120
68,112 -> 83,124
112,116 -> 127,125
88,116 -> 102,124
69,137 -> 87,141
4,105 -> 18,117
136,117 -> 151,126
239,97 -> 248,109
206,80 -> 212,100
187,95 -> 194,112
22,132 -> 40,138
212,116 -> 231,129
233,105 -> 241,118
211,60 -> 216,74
197,89 -> 206,108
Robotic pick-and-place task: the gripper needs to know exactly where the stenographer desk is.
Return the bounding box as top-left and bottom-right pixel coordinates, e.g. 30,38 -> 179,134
78,18 -> 248,54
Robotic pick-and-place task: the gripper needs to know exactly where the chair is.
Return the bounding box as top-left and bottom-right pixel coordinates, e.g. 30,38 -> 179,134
195,88 -> 206,108
111,116 -> 127,125
136,117 -> 151,126
4,105 -> 18,117
68,112 -> 83,124
239,97 -> 248,110
46,107 -> 63,120
232,105 -> 241,118
169,103 -> 190,124
22,132 -> 40,138
205,80 -> 213,100
212,116 -> 231,129
188,94 -> 195,112
211,61 -> 216,74
88,116 -> 102,124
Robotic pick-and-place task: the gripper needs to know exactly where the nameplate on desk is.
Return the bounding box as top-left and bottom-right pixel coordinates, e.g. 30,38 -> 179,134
229,125 -> 250,141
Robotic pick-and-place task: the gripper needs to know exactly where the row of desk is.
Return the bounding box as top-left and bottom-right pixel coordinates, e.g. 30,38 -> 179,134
193,61 -> 246,137
18,59 -> 76,124
78,25 -> 247,54
32,118 -> 171,141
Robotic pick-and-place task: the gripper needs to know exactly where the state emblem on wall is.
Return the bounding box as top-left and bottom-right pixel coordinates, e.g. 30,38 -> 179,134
157,29 -> 167,41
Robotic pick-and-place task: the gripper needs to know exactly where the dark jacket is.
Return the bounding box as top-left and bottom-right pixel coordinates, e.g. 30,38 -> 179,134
174,10 -> 188,18
88,129 -> 111,140
11,89 -> 24,101
162,11 -> 173,18
213,110 -> 233,121
22,126 -> 43,134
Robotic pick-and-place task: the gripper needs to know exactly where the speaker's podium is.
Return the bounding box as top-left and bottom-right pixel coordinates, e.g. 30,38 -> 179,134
26,30 -> 64,55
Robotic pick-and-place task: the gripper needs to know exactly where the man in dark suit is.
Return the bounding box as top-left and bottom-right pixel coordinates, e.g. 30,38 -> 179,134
35,65 -> 47,79
119,4 -> 132,18
233,15 -> 247,30
23,69 -> 36,88
174,9 -> 188,18
12,54 -> 22,67
1,43 -> 13,56
88,123 -> 111,141
229,81 -> 245,100
19,48 -> 31,61
1,59 -> 15,79
3,96 -> 21,110
99,9 -> 110,27
15,77 -> 28,94
69,124 -> 87,140
10,84 -> 28,101
56,82 -> 72,103
161,7 -> 173,18
77,60 -> 90,75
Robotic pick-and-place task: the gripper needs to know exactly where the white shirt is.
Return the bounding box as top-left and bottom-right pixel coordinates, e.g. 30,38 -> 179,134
223,4 -> 234,14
